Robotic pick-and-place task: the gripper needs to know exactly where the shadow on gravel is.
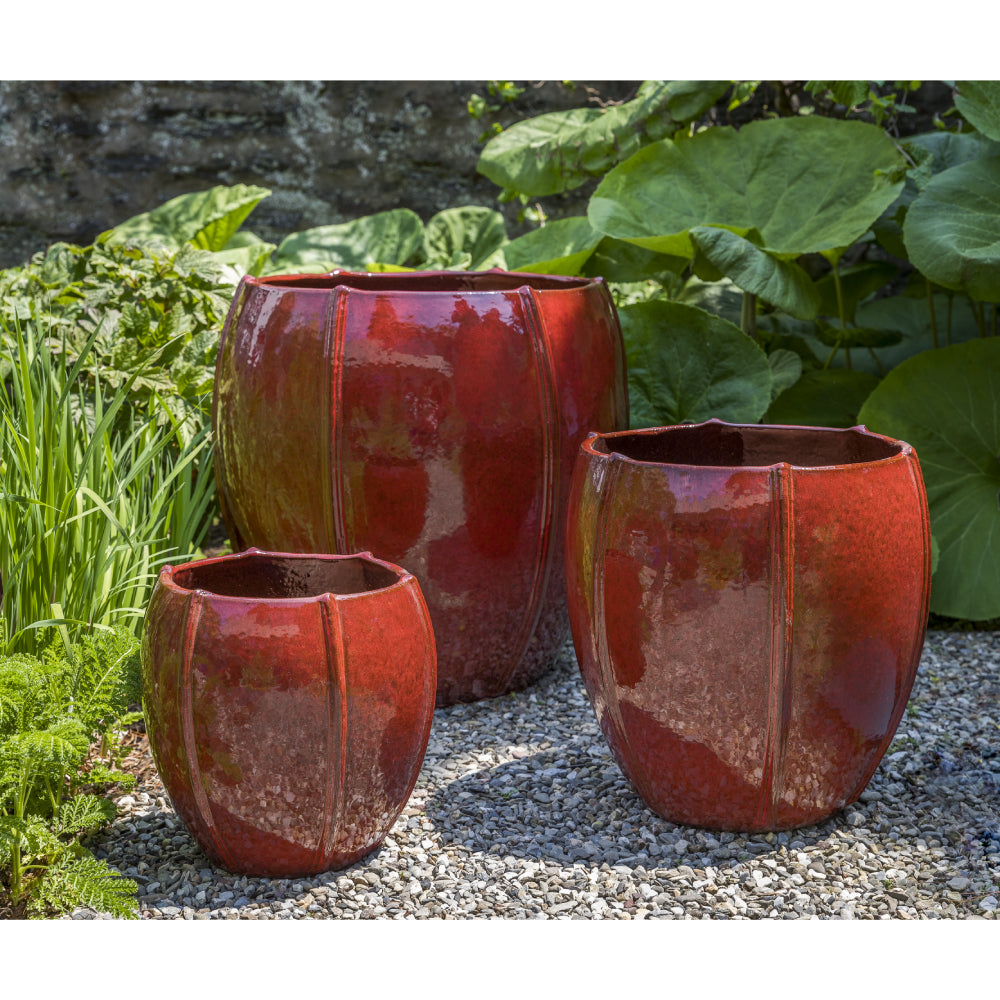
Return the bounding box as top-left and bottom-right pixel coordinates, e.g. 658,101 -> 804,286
421,745 -> 832,871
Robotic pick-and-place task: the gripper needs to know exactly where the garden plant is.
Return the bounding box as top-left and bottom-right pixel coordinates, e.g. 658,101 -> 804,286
0,623 -> 141,917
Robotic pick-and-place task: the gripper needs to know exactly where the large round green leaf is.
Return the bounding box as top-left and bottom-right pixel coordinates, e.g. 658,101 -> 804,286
581,237 -> 688,282
501,217 -> 602,275
619,299 -> 772,428
271,208 -> 424,272
955,81 -> 1000,142
903,156 -> 1000,302
874,130 -> 1000,257
589,117 -> 906,258
476,81 -> 729,197
106,184 -> 272,252
689,226 -> 821,319
857,338 -> 1000,620
421,206 -> 507,270
764,368 -> 880,428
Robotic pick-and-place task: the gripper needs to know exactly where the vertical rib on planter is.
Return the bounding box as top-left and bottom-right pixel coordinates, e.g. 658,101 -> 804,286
760,463 -> 794,831
502,285 -> 560,693
213,270 -> 628,706
177,589 -> 235,872
315,594 -> 346,872
565,420 -> 931,832
321,288 -> 350,553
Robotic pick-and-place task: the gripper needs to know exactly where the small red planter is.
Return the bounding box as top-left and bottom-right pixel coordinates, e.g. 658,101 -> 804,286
565,420 -> 931,832
212,269 -> 628,706
141,549 -> 436,876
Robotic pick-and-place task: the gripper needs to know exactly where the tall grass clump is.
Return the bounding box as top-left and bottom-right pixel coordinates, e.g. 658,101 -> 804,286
0,319 -> 216,654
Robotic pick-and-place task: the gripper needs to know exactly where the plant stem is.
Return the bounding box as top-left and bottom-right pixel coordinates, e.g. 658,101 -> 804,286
926,279 -> 939,349
740,292 -> 757,339
972,298 -> 987,337
832,262 -> 851,368
867,346 -> 886,376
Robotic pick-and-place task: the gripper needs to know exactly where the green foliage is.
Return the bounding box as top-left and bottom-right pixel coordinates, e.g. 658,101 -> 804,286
902,156 -> 1000,302
104,183 -> 272,253
765,368 -> 881,428
271,208 -> 425,273
420,206 -> 507,270
588,116 -> 906,261
620,300 -> 773,427
0,321 -> 214,653
805,81 -> 921,128
6,82 -> 997,622
469,79 -> 1000,622
858,339 -> 1000,619
501,217 -> 603,275
476,81 -> 730,198
0,235 -> 234,447
953,81 -> 1000,142
0,627 -> 140,918
467,81 -> 527,143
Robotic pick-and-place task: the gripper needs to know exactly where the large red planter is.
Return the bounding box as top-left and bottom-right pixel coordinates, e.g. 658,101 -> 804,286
565,420 -> 931,831
213,270 -> 628,706
141,549 -> 436,876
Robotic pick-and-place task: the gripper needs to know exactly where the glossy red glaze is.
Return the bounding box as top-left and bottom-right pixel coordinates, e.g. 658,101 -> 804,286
565,420 -> 931,832
141,549 -> 436,876
213,270 -> 628,706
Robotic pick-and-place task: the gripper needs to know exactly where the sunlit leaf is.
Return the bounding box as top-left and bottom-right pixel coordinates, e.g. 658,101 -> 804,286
589,117 -> 906,258
477,80 -> 730,197
271,208 -> 424,272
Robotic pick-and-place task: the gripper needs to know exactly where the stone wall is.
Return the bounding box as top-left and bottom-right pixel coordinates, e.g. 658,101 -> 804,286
0,80 -> 639,268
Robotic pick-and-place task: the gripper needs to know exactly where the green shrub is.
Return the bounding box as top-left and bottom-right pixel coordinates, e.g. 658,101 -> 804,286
0,622 -> 140,918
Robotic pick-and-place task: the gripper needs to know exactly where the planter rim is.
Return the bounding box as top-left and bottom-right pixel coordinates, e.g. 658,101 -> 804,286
583,418 -> 914,473
241,267 -> 604,295
156,547 -> 415,605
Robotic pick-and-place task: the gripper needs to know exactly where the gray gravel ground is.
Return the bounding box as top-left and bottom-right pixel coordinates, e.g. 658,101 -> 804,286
75,629 -> 1000,920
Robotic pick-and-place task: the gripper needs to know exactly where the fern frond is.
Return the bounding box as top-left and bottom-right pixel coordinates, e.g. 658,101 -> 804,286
70,625 -> 141,731
43,717 -> 91,756
0,728 -> 88,784
27,852 -> 139,919
84,763 -> 136,790
57,793 -> 116,835
0,813 -> 63,862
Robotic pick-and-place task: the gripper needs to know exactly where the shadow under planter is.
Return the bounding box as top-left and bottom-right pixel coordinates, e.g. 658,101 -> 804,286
565,419 -> 932,832
140,548 -> 436,877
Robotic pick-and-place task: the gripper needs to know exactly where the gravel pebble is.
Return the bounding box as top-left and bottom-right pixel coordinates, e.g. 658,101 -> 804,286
74,630 -> 999,920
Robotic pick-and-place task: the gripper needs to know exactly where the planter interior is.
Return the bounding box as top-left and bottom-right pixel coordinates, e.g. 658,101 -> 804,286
594,422 -> 903,468
253,271 -> 592,293
170,551 -> 400,600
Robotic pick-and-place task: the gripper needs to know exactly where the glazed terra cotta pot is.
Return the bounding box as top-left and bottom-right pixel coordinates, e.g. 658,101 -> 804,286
565,419 -> 932,832
212,269 -> 628,706
141,548 -> 436,876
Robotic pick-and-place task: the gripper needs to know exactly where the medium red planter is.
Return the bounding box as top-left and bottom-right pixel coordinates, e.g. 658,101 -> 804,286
213,269 -> 628,706
565,420 -> 931,832
141,549 -> 436,876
